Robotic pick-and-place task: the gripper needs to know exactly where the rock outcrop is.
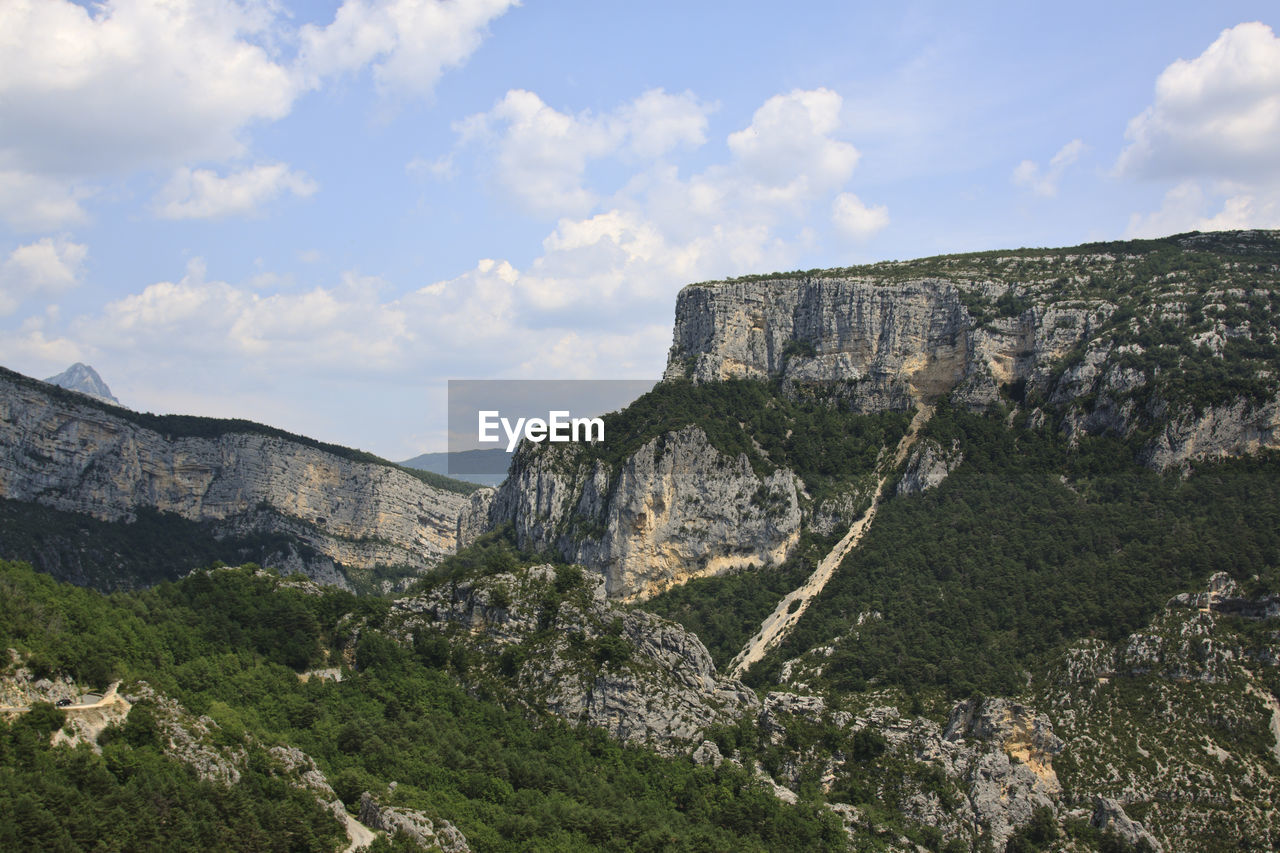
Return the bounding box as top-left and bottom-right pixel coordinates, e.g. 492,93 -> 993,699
0,367 -> 470,585
389,565 -> 759,750
663,277 -> 1087,411
474,426 -> 802,601
1092,797 -> 1164,852
746,689 -> 1069,850
358,793 -> 470,853
943,697 -> 1064,844
896,437 -> 963,496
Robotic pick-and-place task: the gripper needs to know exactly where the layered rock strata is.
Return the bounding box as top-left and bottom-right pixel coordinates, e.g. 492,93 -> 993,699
0,369 -> 468,582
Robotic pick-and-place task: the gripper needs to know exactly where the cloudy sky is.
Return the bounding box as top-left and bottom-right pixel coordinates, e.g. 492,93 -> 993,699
2,1 -> 1278,459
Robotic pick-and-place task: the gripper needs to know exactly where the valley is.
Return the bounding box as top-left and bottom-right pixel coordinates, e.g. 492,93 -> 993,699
2,230 -> 1280,851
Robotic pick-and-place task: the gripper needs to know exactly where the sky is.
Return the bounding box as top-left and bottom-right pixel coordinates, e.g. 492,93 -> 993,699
2,0 -> 1279,459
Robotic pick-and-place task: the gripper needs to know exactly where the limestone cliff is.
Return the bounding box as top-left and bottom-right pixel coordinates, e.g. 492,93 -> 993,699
474,426 -> 802,601
664,277 -> 1022,408
0,367 -> 469,585
664,231 -> 1280,470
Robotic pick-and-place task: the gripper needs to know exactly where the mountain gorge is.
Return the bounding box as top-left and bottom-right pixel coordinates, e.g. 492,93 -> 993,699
3,230 -> 1280,851
468,230 -> 1280,603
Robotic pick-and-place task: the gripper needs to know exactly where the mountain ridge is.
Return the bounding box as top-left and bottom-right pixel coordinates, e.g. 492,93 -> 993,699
468,230 -> 1280,606
0,364 -> 477,590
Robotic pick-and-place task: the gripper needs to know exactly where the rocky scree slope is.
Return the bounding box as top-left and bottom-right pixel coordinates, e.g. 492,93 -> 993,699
0,366 -> 470,587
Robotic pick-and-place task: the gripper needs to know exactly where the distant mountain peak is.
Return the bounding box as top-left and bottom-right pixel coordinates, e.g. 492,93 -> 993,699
44,362 -> 119,405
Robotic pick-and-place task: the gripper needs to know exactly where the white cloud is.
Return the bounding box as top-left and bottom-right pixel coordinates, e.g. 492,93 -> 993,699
615,89 -> 710,160
0,0 -> 511,227
442,87 -> 883,331
455,88 -> 712,218
298,0 -> 518,97
1012,139 -> 1085,197
0,0 -> 296,177
626,88 -> 869,237
726,88 -> 860,199
0,315 -> 85,372
84,259 -> 411,370
22,87 -> 884,431
1119,23 -> 1280,236
1125,180 -> 1280,238
831,192 -> 889,240
0,236 -> 87,315
456,89 -> 617,217
66,255 -> 524,380
1117,22 -> 1280,181
155,163 -> 318,219
0,171 -> 92,231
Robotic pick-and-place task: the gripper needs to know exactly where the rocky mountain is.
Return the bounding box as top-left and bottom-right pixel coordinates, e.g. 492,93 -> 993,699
44,362 -> 119,405
387,563 -> 758,748
664,230 -> 1280,470
0,365 -> 474,589
437,231 -> 1280,848
3,230 -> 1280,851
470,230 -> 1280,605
466,424 -> 805,601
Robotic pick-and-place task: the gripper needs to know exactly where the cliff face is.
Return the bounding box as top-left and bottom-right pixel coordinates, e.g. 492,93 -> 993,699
472,234 -> 1280,600
0,370 -> 468,583
664,234 -> 1280,469
664,278 -> 1039,409
474,426 -> 801,601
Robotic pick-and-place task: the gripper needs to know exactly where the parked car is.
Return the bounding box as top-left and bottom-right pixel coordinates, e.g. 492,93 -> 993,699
55,698 -> 72,707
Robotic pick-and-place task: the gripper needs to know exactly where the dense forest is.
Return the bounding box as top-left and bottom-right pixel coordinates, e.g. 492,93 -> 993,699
0,560 -> 844,852
756,403 -> 1280,696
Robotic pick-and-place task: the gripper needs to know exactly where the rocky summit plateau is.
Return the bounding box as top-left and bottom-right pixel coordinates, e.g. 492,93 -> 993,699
3,230 -> 1280,852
